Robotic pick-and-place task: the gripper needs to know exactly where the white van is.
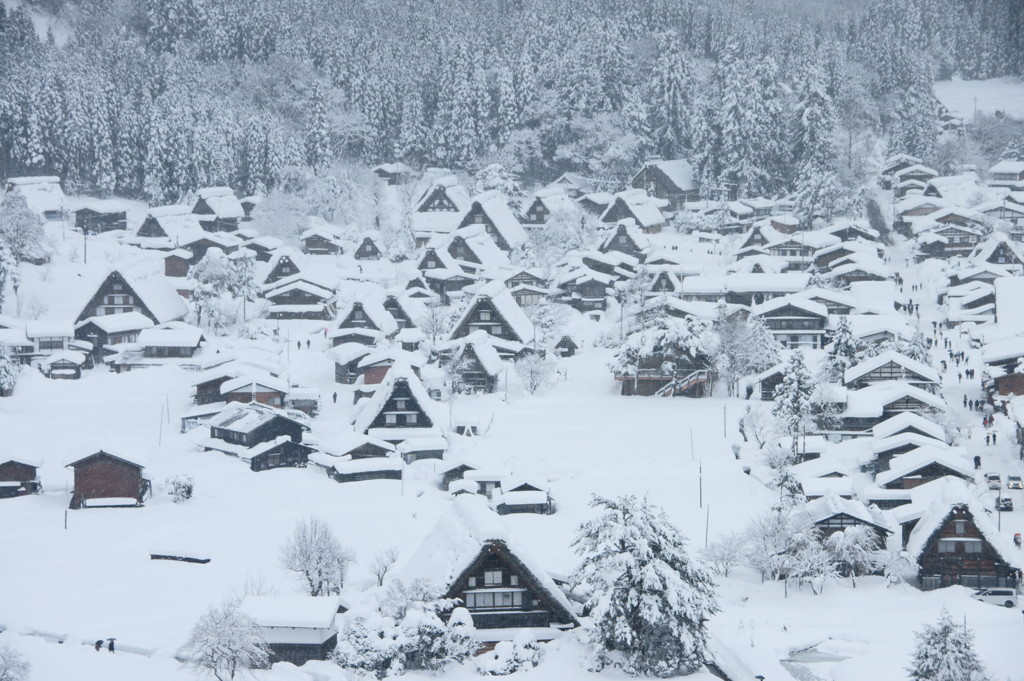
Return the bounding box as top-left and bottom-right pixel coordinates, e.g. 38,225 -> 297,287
973,588 -> 1018,607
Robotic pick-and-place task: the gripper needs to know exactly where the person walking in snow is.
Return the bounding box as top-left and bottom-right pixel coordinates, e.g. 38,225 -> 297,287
958,372 -> 962,383
296,340 -> 301,351
306,339 -> 310,349
993,432 -> 997,445
108,639 -> 115,653
963,395 -> 968,407
986,433 -> 991,446
332,391 -> 338,404
94,640 -> 103,651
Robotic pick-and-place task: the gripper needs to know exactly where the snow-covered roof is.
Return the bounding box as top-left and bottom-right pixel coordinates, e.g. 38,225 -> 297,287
750,295 -> 828,319
600,219 -> 651,252
43,350 -> 87,366
871,431 -> 948,455
530,187 -> 578,215
121,271 -> 190,324
24,320 -> 73,338
442,330 -> 504,376
335,295 -> 398,336
219,371 -> 289,395
466,190 -> 527,249
194,187 -> 244,219
989,160 -> 1024,175
843,351 -> 940,385
601,189 -> 666,229
394,494 -> 577,624
873,446 -> 972,488
207,401 -> 304,433
905,479 -> 1021,567
65,448 -> 147,469
239,596 -> 341,630
5,175 -> 64,215
137,325 -> 204,348
350,362 -> 445,436
843,381 -> 946,418
328,343 -> 373,366
637,158 -> 696,191
793,494 -> 889,532
451,281 -> 534,344
357,347 -> 428,370
970,233 -> 1024,265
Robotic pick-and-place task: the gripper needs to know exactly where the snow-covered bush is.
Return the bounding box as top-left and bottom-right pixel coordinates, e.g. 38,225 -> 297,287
178,602 -> 270,680
166,475 -> 195,503
0,192 -> 47,265
907,609 -> 988,681
475,631 -> 543,675
279,516 -> 353,597
572,495 -> 718,677
332,605 -> 475,678
823,526 -> 882,586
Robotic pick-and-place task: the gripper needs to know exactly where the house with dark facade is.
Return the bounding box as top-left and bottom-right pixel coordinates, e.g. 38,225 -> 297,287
0,457 -> 41,498
192,186 -> 244,232
354,233 -> 383,260
204,402 -> 311,471
456,191 -> 528,252
66,450 -> 150,509
843,352 -> 940,393
265,279 -> 336,320
397,495 -> 578,639
262,250 -> 304,286
350,363 -> 444,444
600,188 -> 667,234
599,219 -> 649,262
76,270 -> 189,325
239,596 -> 345,665
439,331 -> 503,393
520,187 -> 579,227
75,200 -> 128,233
906,491 -> 1021,590
629,158 -> 698,210
749,296 -> 828,349
449,282 -> 534,345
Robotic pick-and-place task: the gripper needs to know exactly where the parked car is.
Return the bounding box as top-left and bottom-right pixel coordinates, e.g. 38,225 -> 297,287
985,472 -> 1002,490
997,497 -> 1013,512
973,588 -> 1018,608
1007,475 -> 1023,490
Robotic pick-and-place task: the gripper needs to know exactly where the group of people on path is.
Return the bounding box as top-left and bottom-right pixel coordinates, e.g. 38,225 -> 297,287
94,639 -> 114,652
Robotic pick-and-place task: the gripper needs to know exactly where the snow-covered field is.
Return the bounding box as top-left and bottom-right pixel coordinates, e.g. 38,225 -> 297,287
934,77 -> 1024,120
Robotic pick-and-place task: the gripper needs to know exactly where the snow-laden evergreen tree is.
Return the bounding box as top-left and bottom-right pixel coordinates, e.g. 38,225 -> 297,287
791,64 -> 845,226
572,495 -> 719,678
907,609 -> 988,681
645,32 -> 692,159
305,81 -> 331,170
473,164 -> 523,210
772,351 -> 816,454
745,316 -> 782,374
0,245 -> 13,311
890,63 -> 939,162
0,191 -> 46,265
0,344 -> 18,396
822,316 -> 861,382
395,82 -> 427,163
189,248 -> 235,327
178,602 -> 271,680
610,308 -> 712,391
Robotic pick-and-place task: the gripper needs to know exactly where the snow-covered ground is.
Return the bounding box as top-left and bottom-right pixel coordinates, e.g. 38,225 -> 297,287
2,208 -> 1024,681
934,77 -> 1024,121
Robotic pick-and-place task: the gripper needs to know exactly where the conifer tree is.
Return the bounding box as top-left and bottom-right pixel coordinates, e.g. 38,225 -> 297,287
646,33 -> 692,159
822,316 -> 861,382
890,63 -> 939,161
773,351 -> 816,454
573,495 -> 719,678
907,609 -> 988,681
305,82 -> 331,170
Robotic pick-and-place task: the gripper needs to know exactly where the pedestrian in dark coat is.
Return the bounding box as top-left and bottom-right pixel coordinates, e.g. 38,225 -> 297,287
986,434 -> 991,446
332,391 -> 338,404
108,639 -> 115,653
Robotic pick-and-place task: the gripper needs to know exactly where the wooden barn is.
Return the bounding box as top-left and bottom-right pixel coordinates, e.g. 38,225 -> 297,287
75,200 -> 128,233
207,402 -> 307,449
0,457 -> 41,498
66,450 -> 150,509
350,364 -> 444,444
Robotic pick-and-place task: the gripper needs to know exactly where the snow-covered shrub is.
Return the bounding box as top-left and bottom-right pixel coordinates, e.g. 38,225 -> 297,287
279,516 -> 353,596
475,631 -> 543,675
823,526 -> 882,586
178,602 -> 270,679
166,475 -> 195,503
333,605 -> 475,678
515,352 -> 558,395
907,609 -> 988,681
572,495 -> 718,677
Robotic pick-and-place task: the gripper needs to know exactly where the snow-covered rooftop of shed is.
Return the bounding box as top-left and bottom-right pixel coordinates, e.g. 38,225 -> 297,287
239,596 -> 341,629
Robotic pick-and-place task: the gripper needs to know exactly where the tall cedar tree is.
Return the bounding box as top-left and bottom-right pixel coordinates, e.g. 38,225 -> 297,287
907,609 -> 988,681
573,495 -> 719,678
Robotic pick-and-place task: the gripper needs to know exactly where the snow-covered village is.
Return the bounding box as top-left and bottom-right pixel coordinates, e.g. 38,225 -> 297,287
1,1 -> 1024,680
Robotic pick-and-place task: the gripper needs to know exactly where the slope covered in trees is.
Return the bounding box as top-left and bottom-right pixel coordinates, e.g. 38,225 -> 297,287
0,0 -> 1021,203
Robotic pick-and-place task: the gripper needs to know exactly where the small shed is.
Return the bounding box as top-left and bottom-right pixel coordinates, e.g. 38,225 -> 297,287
554,336 -> 578,358
66,450 -> 150,509
0,457 -> 42,498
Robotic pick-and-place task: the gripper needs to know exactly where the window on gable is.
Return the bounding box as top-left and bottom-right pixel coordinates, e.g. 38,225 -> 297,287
484,570 -> 502,586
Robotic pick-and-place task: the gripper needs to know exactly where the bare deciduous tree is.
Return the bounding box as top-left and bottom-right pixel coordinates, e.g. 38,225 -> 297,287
370,546 -> 401,587
0,645 -> 30,681
279,516 -> 353,596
